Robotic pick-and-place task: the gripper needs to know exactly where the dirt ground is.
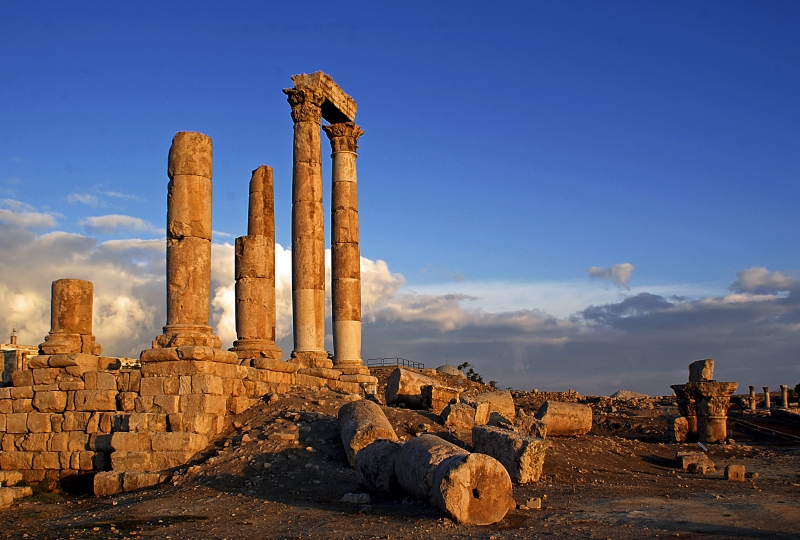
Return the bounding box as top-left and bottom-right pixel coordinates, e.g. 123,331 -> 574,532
1,369 -> 798,539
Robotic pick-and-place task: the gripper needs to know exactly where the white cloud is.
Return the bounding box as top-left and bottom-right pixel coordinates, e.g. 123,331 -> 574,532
587,263 -> 635,289
0,199 -> 58,228
80,214 -> 159,235
67,193 -> 103,207
732,267 -> 800,294
103,191 -> 144,202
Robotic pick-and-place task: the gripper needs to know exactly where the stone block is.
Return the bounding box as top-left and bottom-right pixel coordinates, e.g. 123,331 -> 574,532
2,434 -> 19,452
153,394 -> 181,414
338,399 -> 398,466
79,451 -> 96,470
111,432 -> 149,452
32,391 -> 67,413
140,348 -> 180,363
32,384 -> 59,392
181,394 -> 227,415
134,396 -> 154,412
32,452 -> 60,470
0,451 -> 33,469
422,385 -> 461,415
89,434 -> 113,452
163,376 -> 180,395
515,409 -> 548,439
252,358 -> 300,373
475,391 -> 516,426
20,433 -> 50,452
0,401 -> 11,414
668,417 -> 689,443
0,414 -> 5,432
676,451 -> 715,472
48,353 -> 100,369
50,414 -> 63,432
7,413 -> 29,433
177,413 -> 216,436
94,471 -> 123,496
127,370 -> 142,392
12,398 -> 33,413
10,386 -> 34,400
472,425 -> 551,483
127,413 -> 168,433
32,368 -> 61,385
139,377 -> 164,396
117,392 -> 137,411
67,432 -> 89,451
227,396 -> 252,414
534,401 -> 592,436
58,381 -> 84,391
85,371 -> 118,391
27,412 -> 52,433
149,451 -> 195,471
222,377 -> 246,397
355,439 -> 404,498
441,403 -> 475,430
179,376 -> 192,395
62,412 -> 91,431
111,451 -> 150,471
74,390 -> 117,411
385,368 -> 436,409
688,359 -> 714,382
49,432 -> 69,452
122,472 -> 161,492
151,432 -> 208,452
191,374 -> 223,395
725,464 -> 746,481
11,370 -> 33,387
258,369 -> 295,385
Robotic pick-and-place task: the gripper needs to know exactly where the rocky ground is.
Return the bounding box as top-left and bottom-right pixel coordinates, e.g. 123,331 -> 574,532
0,368 -> 798,539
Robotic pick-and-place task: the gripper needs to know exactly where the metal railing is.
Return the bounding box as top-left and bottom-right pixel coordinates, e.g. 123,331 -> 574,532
366,357 -> 424,369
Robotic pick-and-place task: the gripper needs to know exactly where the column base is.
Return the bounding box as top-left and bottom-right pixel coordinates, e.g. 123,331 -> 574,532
154,325 -> 221,349
39,332 -> 102,356
229,339 -> 282,360
335,364 -> 371,376
290,350 -> 333,369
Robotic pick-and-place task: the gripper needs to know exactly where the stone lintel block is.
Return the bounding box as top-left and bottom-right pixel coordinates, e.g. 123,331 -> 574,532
94,471 -> 123,496
168,131 -> 212,179
252,358 -> 299,373
297,367 -> 342,380
27,356 -> 50,369
46,353 -> 102,369
338,374 -> 377,384
291,72 -> 357,123
140,348 -> 180,363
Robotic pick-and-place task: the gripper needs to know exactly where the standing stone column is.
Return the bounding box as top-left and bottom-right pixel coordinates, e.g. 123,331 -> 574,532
763,387 -> 771,409
780,385 -> 789,408
284,88 -> 332,369
39,279 -> 102,355
323,122 -> 369,377
749,386 -> 757,412
230,166 -> 282,360
154,131 -> 221,350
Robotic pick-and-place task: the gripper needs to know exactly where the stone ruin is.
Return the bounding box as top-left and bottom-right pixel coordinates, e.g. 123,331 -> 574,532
670,359 -> 738,443
0,72 -> 377,495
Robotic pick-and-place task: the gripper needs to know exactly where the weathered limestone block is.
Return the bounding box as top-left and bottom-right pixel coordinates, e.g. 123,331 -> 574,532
725,464 -> 746,481
385,368 -> 436,409
667,416 -> 689,443
123,471 -> 162,493
32,391 -> 67,413
441,403 -> 475,430
354,439 -> 404,498
39,279 -> 102,355
472,425 -> 551,483
688,359 -> 714,382
676,451 -> 715,472
151,432 -> 208,452
422,385 -> 460,415
338,399 -> 398,466
7,413 -> 29,434
94,471 -> 122,496
394,434 -> 514,525
515,409 -> 547,438
251,358 -> 299,373
73,390 -> 117,411
0,486 -> 32,508
26,413 -> 52,433
474,391 -> 516,426
534,401 -> 592,436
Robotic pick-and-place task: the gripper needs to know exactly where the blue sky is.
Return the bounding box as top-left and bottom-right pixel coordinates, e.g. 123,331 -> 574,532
1,1 -> 798,395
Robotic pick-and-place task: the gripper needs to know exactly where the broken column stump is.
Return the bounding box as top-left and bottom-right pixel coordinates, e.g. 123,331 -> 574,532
534,401 -> 592,436
394,434 -> 513,525
338,399 -> 398,466
474,390 -> 516,426
354,439 -> 404,498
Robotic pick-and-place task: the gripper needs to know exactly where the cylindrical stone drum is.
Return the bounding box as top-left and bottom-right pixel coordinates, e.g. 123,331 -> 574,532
166,236 -> 211,326
697,415 -> 727,443
50,279 -> 93,335
338,399 -> 397,466
534,401 -> 592,436
354,439 -> 404,498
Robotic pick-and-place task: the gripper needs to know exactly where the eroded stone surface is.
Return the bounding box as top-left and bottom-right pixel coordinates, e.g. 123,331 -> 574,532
534,401 -> 592,437
338,399 -> 397,466
471,425 -> 550,483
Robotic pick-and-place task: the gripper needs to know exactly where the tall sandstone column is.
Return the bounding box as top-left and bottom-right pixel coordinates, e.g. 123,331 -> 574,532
323,122 -> 368,376
230,166 -> 282,360
284,87 -> 332,369
154,131 -> 221,349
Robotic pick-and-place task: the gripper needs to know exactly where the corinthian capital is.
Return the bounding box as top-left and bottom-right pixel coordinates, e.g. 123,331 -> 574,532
283,88 -> 325,124
322,122 -> 364,153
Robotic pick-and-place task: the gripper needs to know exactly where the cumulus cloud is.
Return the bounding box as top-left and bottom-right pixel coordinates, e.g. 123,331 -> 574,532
732,267 -> 800,295
80,214 -> 159,235
0,199 -> 59,229
587,263 -> 635,289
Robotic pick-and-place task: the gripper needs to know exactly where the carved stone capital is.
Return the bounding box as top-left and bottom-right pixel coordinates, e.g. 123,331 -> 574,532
322,122 -> 363,153
283,88 -> 324,124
